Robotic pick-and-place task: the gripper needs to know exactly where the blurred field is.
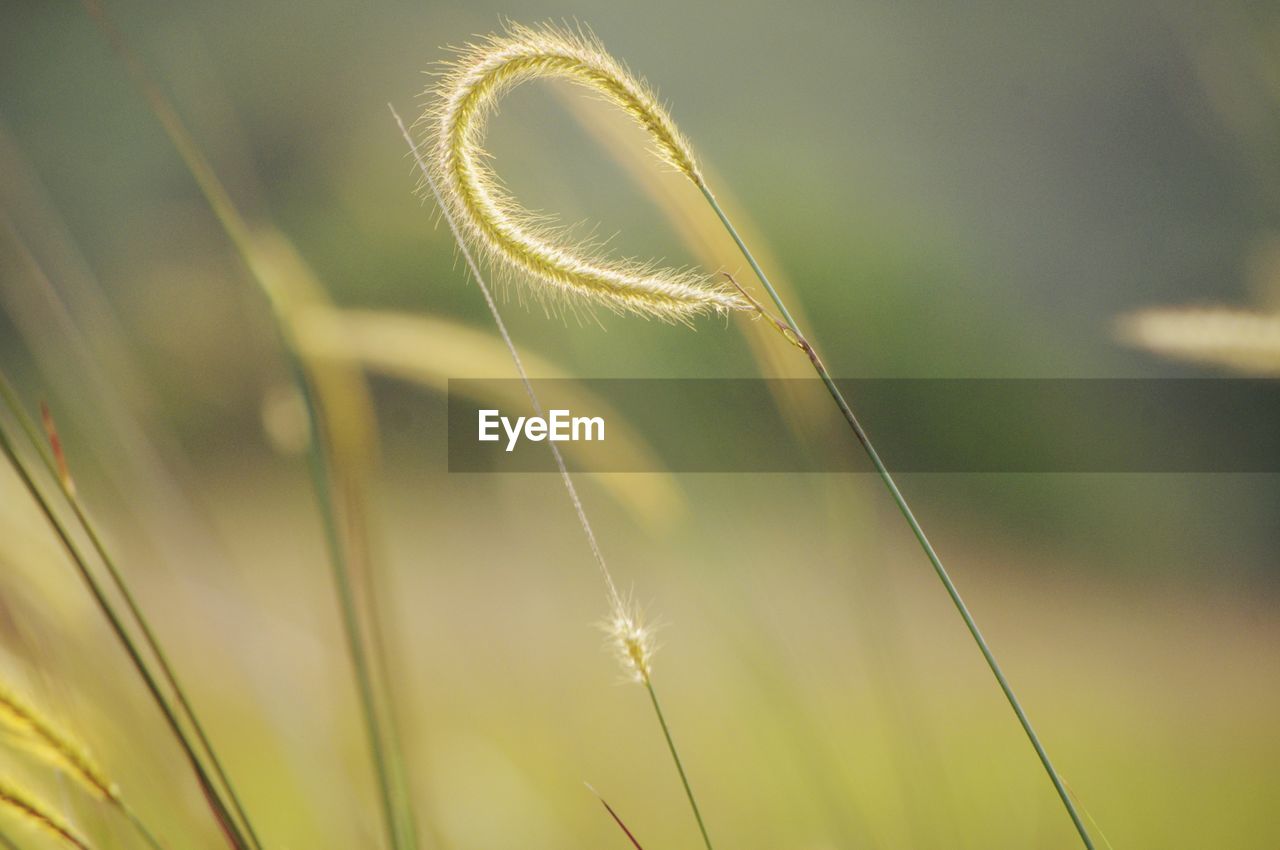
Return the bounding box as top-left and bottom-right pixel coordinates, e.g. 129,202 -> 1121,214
2,1 -> 1279,848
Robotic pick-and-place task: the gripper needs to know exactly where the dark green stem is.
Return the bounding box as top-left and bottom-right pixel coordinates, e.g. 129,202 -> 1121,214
0,401 -> 248,850
0,378 -> 248,850
643,678 -> 713,850
698,182 -> 1096,850
121,803 -> 168,850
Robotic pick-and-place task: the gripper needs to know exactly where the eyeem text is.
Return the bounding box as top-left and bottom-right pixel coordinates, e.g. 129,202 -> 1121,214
478,409 -> 605,452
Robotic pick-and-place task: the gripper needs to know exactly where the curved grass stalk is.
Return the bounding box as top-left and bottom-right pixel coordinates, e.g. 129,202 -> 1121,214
394,104 -> 714,850
420,22 -> 1096,849
554,90 -> 830,398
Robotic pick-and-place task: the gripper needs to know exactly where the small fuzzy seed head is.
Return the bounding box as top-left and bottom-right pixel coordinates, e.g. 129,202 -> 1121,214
601,598 -> 657,684
420,22 -> 750,322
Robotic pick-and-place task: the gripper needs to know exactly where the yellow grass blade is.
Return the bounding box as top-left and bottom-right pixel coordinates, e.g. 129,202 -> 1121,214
0,780 -> 91,850
1117,306 -> 1280,375
295,307 -> 685,530
0,686 -> 115,803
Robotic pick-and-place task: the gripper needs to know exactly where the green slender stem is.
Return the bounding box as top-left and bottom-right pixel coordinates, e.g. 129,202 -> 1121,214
0,406 -> 248,850
79,7 -> 418,848
0,379 -> 247,850
643,678 -> 713,850
121,803 -> 168,850
292,365 -> 409,850
698,182 -> 1096,850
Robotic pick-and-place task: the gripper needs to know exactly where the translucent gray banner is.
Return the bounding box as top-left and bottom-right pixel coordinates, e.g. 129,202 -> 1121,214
446,379 -> 1280,472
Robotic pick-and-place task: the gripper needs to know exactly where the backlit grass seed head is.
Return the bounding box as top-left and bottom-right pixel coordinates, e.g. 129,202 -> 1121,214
0,685 -> 117,802
422,22 -> 749,321
602,598 -> 657,684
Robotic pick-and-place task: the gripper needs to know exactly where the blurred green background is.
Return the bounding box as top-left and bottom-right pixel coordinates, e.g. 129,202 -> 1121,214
1,1 -> 1278,848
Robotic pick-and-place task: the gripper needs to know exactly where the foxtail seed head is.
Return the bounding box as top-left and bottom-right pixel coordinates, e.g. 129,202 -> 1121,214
602,598 -> 657,684
421,22 -> 749,321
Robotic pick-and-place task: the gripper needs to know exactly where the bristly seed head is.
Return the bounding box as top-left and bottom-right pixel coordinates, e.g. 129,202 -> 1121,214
601,597 -> 657,684
419,22 -> 750,322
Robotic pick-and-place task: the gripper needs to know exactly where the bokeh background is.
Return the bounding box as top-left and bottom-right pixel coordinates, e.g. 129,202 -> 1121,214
2,1 -> 1279,848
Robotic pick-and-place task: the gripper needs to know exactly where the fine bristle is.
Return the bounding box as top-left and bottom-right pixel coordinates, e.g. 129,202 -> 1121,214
419,22 -> 750,322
